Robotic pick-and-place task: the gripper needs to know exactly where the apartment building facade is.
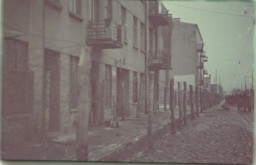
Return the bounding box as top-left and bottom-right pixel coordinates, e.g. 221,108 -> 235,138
3,0 -> 91,145
2,0 -> 172,146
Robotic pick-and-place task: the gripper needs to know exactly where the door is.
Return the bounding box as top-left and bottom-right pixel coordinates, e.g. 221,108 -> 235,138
44,50 -> 60,132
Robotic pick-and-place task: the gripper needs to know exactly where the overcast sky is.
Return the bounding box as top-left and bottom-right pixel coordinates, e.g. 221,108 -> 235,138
163,1 -> 255,92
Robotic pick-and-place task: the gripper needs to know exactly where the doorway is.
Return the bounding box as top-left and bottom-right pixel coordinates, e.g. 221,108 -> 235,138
44,49 -> 60,132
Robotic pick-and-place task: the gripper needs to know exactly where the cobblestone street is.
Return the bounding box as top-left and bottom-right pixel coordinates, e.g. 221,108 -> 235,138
123,105 -> 254,164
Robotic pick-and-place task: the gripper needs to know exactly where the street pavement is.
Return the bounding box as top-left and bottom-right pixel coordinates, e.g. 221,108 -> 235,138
123,104 -> 254,164
2,103 -> 254,164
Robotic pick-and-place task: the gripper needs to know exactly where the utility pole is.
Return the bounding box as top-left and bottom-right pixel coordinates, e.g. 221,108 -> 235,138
145,1 -> 153,150
76,48 -> 90,160
245,75 -> 247,91
252,70 -> 254,90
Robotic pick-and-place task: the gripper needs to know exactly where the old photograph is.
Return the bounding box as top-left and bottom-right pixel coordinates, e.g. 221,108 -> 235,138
1,0 -> 255,164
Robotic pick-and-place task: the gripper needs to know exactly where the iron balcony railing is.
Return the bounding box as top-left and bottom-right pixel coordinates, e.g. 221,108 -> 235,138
148,50 -> 170,70
148,1 -> 172,26
86,19 -> 122,49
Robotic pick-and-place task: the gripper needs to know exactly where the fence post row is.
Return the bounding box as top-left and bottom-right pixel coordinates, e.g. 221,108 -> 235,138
183,82 -> 187,125
177,82 -> 183,128
170,79 -> 176,134
189,85 -> 194,119
195,86 -> 199,117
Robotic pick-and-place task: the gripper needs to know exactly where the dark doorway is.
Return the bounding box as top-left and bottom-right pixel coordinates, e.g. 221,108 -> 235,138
116,68 -> 130,119
44,49 -> 60,132
90,61 -> 100,125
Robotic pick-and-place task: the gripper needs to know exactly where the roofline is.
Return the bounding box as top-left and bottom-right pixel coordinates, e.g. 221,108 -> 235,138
173,21 -> 203,42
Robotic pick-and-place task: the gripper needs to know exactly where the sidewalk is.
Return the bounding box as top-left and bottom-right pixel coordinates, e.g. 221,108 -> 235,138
49,108 -> 176,161
2,104 -> 210,161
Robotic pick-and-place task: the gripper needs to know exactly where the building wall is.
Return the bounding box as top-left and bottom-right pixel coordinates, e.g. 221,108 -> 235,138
3,0 -> 92,139
171,22 -> 197,77
89,0 -> 147,122
3,0 -> 172,139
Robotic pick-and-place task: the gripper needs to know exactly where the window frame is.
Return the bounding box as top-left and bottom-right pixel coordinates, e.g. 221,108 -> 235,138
133,16 -> 138,49
104,64 -> 112,108
4,38 -> 28,71
140,22 -> 145,52
69,55 -> 79,111
69,0 -> 82,20
121,5 -> 127,44
133,71 -> 138,103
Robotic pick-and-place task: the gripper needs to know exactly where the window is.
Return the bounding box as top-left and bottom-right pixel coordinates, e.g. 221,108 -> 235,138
69,0 -> 81,16
149,28 -> 153,53
105,65 -> 112,107
104,0 -> 112,19
121,6 -> 127,43
133,72 -> 138,103
140,22 -> 145,51
70,56 -> 79,109
4,39 -> 28,71
133,16 -> 138,48
91,0 -> 99,21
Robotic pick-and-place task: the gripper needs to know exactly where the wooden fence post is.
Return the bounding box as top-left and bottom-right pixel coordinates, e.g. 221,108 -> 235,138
183,82 -> 187,125
170,79 -> 175,134
189,85 -> 194,119
177,82 -> 182,128
195,86 -> 199,117
164,86 -> 167,111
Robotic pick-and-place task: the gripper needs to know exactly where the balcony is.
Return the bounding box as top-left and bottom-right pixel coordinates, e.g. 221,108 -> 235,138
148,50 -> 170,70
86,19 -> 122,49
203,69 -> 208,75
197,43 -> 204,52
148,1 -> 171,26
197,63 -> 204,69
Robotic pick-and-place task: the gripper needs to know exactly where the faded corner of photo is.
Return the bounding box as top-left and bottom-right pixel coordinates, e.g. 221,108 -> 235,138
1,0 -> 255,164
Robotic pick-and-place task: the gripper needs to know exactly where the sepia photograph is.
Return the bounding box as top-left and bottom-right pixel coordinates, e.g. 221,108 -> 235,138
1,0 -> 255,164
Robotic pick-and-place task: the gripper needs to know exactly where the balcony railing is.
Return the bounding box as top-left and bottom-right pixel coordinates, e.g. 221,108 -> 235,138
148,50 -> 170,70
86,19 -> 122,49
149,1 -> 172,26
197,62 -> 204,69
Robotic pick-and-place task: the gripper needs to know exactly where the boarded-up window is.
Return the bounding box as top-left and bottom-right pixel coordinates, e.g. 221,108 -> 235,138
105,65 -> 112,107
70,56 -> 79,109
133,71 -> 138,102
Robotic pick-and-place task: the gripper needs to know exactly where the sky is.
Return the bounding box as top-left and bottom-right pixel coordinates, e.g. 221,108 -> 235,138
163,0 -> 255,93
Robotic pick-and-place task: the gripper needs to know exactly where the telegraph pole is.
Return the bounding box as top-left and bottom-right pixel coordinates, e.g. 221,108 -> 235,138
76,48 -> 90,160
145,1 -> 153,150
245,76 -> 247,91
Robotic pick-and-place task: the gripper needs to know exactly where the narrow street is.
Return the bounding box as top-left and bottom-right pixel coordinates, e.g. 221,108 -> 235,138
123,105 -> 254,164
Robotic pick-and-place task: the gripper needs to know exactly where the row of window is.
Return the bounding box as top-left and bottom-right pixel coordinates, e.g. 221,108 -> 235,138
121,5 -> 145,51
4,39 -> 141,112
48,0 -> 146,52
